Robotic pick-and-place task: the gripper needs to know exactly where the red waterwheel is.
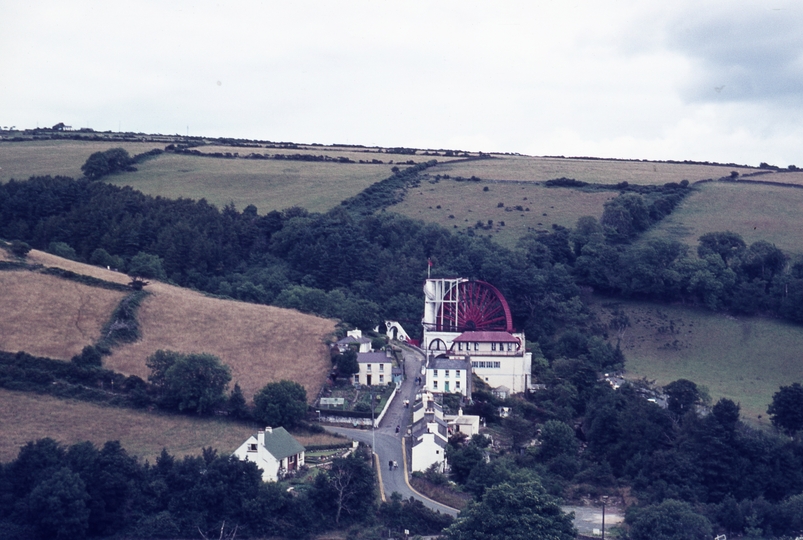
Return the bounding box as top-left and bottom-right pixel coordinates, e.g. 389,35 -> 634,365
439,280 -> 513,333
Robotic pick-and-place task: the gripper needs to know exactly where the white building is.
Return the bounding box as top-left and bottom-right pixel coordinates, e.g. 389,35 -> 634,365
335,329 -> 372,353
445,408 -> 481,437
353,350 -> 393,387
450,331 -> 532,394
233,427 -> 306,482
410,393 -> 449,473
425,357 -> 471,397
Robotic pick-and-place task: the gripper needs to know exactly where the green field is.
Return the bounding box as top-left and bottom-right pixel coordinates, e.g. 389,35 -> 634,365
388,178 -> 615,249
0,139 -> 164,182
106,152 -> 395,214
595,298 -> 803,425
643,181 -> 803,257
435,155 -> 763,185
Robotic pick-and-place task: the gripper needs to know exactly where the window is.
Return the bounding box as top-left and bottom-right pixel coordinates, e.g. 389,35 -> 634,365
433,369 -> 438,377
379,364 -> 384,372
494,361 -> 501,368
445,370 -> 450,377
379,374 -> 384,383
474,342 -> 479,351
367,364 -> 372,372
458,342 -> 463,351
507,342 -> 513,351
491,342 -> 496,351
456,370 -> 461,377
248,443 -> 257,452
456,381 -> 461,389
471,362 -> 478,368
433,380 -> 438,389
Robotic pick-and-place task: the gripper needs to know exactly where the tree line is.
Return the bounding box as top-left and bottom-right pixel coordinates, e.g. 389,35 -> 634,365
0,437 -> 450,539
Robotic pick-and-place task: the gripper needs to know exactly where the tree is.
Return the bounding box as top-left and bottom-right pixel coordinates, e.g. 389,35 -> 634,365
665,379 -> 700,418
128,251 -> 167,280
312,452 -> 376,525
697,231 -> 745,265
335,349 -> 359,378
27,467 -> 91,539
442,481 -> 575,540
253,380 -> 307,428
146,350 -> 231,414
9,239 -> 31,257
626,499 -> 712,540
81,147 -> 134,180
768,382 -> 803,436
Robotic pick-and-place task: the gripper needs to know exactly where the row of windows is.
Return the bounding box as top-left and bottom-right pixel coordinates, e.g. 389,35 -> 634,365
456,342 -> 514,352
432,380 -> 461,390
471,361 -> 501,369
365,364 -> 385,372
432,369 -> 461,378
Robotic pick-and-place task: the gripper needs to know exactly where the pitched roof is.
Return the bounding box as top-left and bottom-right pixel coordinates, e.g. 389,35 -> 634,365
430,358 -> 470,370
454,331 -> 520,343
357,351 -> 391,364
337,335 -> 372,345
262,427 -> 305,460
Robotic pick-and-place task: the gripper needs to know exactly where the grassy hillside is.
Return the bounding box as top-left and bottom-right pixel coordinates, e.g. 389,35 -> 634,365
0,139 -> 164,181
432,155 -> 764,184
106,152 -> 394,214
4,250 -> 336,402
595,298 -> 803,424
388,177 -> 616,249
643,181 -> 803,257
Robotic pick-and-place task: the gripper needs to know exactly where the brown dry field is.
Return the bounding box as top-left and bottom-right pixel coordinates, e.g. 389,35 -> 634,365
0,270 -> 126,359
0,140 -> 164,182
2,250 -> 336,402
0,388 -> 345,463
431,155 -> 764,185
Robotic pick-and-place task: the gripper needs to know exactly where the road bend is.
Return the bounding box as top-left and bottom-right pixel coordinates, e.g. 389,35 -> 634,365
326,345 -> 458,517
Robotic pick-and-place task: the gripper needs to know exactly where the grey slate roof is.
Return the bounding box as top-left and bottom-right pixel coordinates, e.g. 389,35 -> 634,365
357,351 -> 390,364
430,358 -> 470,370
262,427 -> 305,460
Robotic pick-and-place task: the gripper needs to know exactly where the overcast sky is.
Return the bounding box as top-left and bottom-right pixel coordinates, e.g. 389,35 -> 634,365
2,1 -> 802,166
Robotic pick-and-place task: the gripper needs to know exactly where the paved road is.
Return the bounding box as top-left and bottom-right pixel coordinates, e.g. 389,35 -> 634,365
326,344 -> 458,517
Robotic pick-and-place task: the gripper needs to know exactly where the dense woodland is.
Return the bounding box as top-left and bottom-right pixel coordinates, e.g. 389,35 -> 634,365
3,155 -> 803,538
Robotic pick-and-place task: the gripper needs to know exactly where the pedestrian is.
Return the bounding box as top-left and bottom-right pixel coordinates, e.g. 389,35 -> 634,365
393,460 -> 398,470
389,460 -> 393,471
395,424 -> 400,434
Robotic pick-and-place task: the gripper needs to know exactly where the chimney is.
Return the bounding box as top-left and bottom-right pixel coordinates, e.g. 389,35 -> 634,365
265,426 -> 273,434
258,429 -> 265,446
458,408 -> 463,416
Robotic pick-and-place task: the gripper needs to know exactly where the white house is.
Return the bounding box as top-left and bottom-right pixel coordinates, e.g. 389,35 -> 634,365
335,329 -> 372,353
425,357 -> 471,397
233,427 -> 306,482
445,408 -> 481,437
353,350 -> 393,387
410,393 -> 449,473
449,331 -> 532,394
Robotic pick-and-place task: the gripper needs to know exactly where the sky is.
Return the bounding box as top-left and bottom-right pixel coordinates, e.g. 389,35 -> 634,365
2,0 -> 803,166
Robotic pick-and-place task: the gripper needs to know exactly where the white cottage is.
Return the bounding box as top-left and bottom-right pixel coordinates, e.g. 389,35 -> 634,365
233,427 -> 306,482
353,351 -> 393,387
410,393 -> 449,473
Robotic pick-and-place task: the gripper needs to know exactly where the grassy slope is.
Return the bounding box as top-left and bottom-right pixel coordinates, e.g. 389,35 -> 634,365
105,152 -> 394,214
389,177 -> 615,249
433,155 -> 763,184
0,139 -> 164,182
595,298 -> 803,424
643,181 -> 803,257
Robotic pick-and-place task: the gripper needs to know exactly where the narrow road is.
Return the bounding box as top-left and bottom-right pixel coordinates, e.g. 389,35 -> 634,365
326,344 -> 458,517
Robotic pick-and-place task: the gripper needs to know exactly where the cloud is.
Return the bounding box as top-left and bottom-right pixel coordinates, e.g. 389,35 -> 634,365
664,1 -> 803,104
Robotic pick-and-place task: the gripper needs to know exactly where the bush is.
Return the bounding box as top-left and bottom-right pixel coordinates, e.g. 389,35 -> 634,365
9,239 -> 31,257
